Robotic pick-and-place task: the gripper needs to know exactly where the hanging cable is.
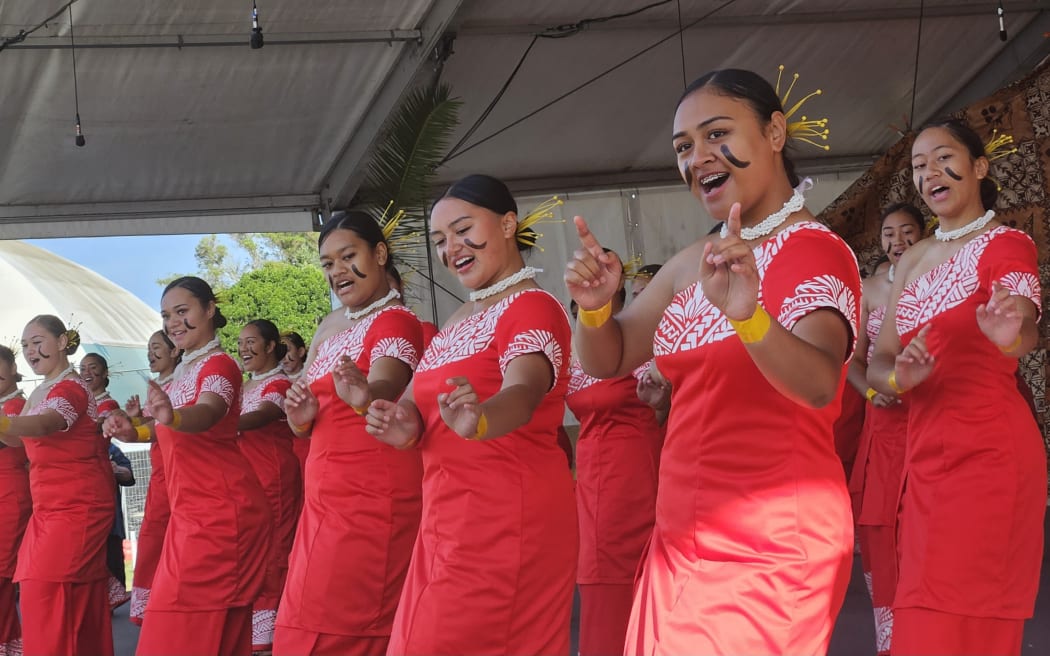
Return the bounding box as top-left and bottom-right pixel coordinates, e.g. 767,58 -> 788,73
444,0 -> 738,163
0,1 -> 78,54
69,4 -> 85,146
908,0 -> 925,130
677,0 -> 687,89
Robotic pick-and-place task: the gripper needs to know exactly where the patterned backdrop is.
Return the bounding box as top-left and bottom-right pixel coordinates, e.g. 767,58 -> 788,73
818,61 -> 1050,461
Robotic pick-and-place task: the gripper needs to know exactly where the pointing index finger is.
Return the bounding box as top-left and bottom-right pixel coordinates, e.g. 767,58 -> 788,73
724,203 -> 742,239
573,216 -> 605,259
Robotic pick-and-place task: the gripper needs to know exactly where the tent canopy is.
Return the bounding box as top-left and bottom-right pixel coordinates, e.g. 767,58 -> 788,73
1,0 -> 1048,238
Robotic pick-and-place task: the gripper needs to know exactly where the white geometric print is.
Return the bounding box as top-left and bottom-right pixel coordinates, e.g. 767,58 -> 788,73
307,307 -> 417,384
498,329 -> 563,387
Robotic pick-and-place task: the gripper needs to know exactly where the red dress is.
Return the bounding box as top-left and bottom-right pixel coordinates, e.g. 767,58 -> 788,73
130,441 -> 169,626
275,306 -> 423,656
848,303 -> 909,655
566,360 -> 663,656
629,222 -> 861,654
17,379 -> 115,656
238,373 -> 302,651
136,353 -> 272,656
891,226 -> 1045,653
389,289 -> 578,655
0,393 -> 30,656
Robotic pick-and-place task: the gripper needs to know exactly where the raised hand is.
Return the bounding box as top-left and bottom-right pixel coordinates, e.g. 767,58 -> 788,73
977,281 -> 1025,349
145,380 -> 175,426
894,324 -> 935,391
870,392 -> 900,408
437,377 -> 485,439
332,355 -> 370,411
700,203 -> 761,321
564,216 -> 623,311
284,379 -> 319,428
636,365 -> 671,411
124,395 -> 142,418
103,411 -> 136,442
364,398 -> 421,448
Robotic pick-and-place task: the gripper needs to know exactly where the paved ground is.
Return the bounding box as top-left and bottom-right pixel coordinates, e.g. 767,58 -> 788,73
111,515 -> 1050,655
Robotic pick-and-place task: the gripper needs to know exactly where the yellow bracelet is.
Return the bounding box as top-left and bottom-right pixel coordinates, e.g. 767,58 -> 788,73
135,424 -> 152,442
352,402 -> 370,416
397,433 -> 420,450
291,419 -> 313,434
471,412 -> 488,441
130,416 -> 143,427
728,305 -> 772,344
0,415 -> 10,435
577,301 -> 613,329
168,409 -> 183,431
999,334 -> 1022,353
865,387 -> 878,402
888,371 -> 906,395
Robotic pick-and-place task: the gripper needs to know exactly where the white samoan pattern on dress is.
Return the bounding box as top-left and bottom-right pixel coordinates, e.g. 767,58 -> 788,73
30,378 -> 98,429
896,226 -> 1042,335
418,289 -> 564,384
654,222 -> 858,356
568,359 -> 653,396
242,375 -> 289,413
306,306 -> 419,385
167,353 -> 236,409
866,304 -> 886,364
251,608 -> 277,649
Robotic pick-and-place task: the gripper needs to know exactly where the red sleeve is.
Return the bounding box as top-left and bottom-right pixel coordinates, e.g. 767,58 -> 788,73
196,355 -> 241,410
32,380 -> 90,430
98,398 -> 120,417
2,397 -> 26,417
261,377 -> 291,413
980,229 -> 1041,319
495,290 -> 572,389
763,227 -> 862,361
361,309 -> 424,372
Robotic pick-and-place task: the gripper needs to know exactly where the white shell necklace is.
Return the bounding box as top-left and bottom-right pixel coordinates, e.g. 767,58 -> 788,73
0,389 -> 24,405
94,392 -> 112,404
934,209 -> 995,242
173,338 -> 221,379
37,364 -> 75,394
345,289 -> 400,321
720,186 -> 808,240
249,364 -> 284,381
156,372 -> 174,386
470,266 -> 541,302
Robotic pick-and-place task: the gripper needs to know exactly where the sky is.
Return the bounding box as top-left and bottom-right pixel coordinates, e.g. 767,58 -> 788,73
24,234 -> 231,308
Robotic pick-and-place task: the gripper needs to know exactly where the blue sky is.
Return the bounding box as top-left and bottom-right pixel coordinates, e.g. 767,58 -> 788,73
25,234 -> 217,308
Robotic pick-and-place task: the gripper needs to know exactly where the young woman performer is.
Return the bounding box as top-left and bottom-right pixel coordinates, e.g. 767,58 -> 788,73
868,119 -> 1045,656
122,330 -> 179,626
279,331 -> 312,478
274,211 -> 424,656
237,319 -> 303,653
0,316 -> 115,656
566,250 -> 664,656
846,202 -> 923,655
567,69 -> 860,654
0,346 -> 30,656
105,278 -> 271,655
366,174 -> 577,655
80,353 -> 120,418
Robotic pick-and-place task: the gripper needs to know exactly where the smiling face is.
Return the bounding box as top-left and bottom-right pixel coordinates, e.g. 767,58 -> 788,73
78,355 -> 108,394
672,88 -> 788,222
429,196 -> 521,291
911,126 -> 989,222
160,286 -> 216,352
0,358 -> 18,397
20,321 -> 69,378
319,228 -> 391,310
238,323 -> 276,374
147,331 -> 179,376
881,211 -> 922,265
280,337 -> 306,375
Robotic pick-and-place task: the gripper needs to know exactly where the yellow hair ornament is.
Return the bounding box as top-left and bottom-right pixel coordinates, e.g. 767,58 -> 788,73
776,65 -> 830,151
984,129 -> 1017,162
621,254 -> 646,280
516,196 -> 565,251
377,200 -> 423,256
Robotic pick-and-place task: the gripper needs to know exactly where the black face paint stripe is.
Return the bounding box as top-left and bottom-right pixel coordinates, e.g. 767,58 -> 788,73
440,253 -> 449,267
183,319 -> 197,331
38,349 -> 51,359
683,165 -> 693,189
350,264 -> 368,279
720,144 -> 750,168
918,176 -> 924,195
463,239 -> 488,250
945,167 -> 963,181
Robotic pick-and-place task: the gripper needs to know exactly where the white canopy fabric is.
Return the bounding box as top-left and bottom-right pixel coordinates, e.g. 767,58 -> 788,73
0,0 -> 1048,238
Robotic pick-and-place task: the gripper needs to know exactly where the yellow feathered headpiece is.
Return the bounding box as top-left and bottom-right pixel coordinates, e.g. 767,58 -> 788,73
776,65 -> 830,151
516,196 -> 565,251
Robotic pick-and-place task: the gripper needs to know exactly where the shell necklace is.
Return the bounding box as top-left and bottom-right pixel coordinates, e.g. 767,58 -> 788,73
470,266 -> 541,302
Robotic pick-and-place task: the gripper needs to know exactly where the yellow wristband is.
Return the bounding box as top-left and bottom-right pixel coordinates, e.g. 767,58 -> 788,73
291,419 -> 313,434
865,387 -> 878,402
728,305 -> 772,344
130,416 -> 143,427
998,334 -> 1022,353
352,402 -> 370,416
135,424 -> 152,442
0,415 -> 10,434
397,433 -> 420,450
471,412 -> 488,441
888,370 -> 906,395
577,301 -> 613,329
168,409 -> 182,431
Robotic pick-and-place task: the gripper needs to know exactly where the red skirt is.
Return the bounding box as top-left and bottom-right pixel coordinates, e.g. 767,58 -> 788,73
19,578 -> 113,656
273,625 -> 388,656
578,583 -> 634,656
0,577 -> 21,656
137,606 -> 251,656
858,525 -> 897,655
893,607 -> 1024,656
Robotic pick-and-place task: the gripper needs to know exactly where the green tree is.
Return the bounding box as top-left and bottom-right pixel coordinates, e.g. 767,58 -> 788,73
157,231 -> 319,291
216,261 -> 331,354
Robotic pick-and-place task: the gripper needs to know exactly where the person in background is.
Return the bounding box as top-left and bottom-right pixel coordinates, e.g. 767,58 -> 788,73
280,332 -> 307,381
0,345 -> 30,656
107,443 -> 135,611
630,263 -> 662,300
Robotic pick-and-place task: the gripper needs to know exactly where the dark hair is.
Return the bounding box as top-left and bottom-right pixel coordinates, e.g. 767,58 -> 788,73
636,264 -> 663,278
151,329 -> 182,366
603,248 -> 628,306
319,210 -> 402,286
678,69 -> 801,188
281,331 -> 306,351
880,202 -> 925,232
245,319 -> 288,362
918,118 -> 998,211
29,315 -> 80,356
441,174 -> 536,252
0,345 -> 22,383
80,352 -> 111,387
162,277 -> 227,330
